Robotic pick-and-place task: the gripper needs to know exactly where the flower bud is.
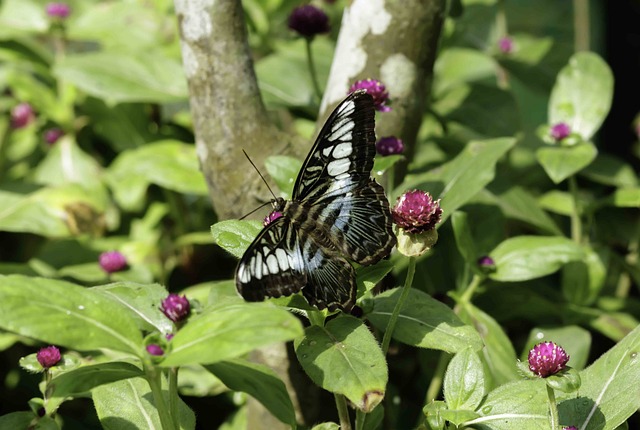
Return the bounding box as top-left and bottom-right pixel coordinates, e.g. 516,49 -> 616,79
160,294 -> 191,323
99,251 -> 128,274
528,341 -> 569,378
37,346 -> 61,369
348,79 -> 391,112
376,136 -> 404,156
288,5 -> 330,38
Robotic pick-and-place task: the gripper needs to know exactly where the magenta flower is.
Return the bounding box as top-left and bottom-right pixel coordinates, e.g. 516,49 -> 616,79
392,190 -> 442,234
165,333 -> 174,341
44,128 -> 64,145
99,251 -> 128,274
528,341 -> 570,378
46,2 -> 71,19
37,346 -> 61,369
376,136 -> 404,156
550,122 -> 571,141
288,5 -> 330,38
263,211 -> 283,226
348,79 -> 391,112
10,103 -> 35,129
146,344 -> 164,356
498,36 -> 514,54
160,294 -> 191,323
563,427 -> 578,430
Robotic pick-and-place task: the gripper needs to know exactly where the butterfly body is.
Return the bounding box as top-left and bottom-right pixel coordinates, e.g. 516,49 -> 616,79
236,91 -> 396,311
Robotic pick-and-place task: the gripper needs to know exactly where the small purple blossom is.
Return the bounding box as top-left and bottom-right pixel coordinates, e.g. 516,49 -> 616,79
562,427 -> 578,430
146,344 -> 164,356
37,346 -> 61,369
288,5 -> 330,38
392,190 -> 442,234
44,128 -> 64,145
498,36 -> 514,54
46,2 -> 71,19
10,103 -> 35,129
99,251 -> 128,274
160,294 -> 191,323
264,211 -> 283,226
376,136 -> 404,156
528,341 -> 570,378
165,333 -> 174,341
349,79 -> 391,112
477,256 -> 495,269
550,122 -> 571,141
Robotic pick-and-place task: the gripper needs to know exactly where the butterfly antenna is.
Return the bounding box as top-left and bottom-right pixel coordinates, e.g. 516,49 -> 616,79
238,200 -> 272,220
242,149 -> 279,201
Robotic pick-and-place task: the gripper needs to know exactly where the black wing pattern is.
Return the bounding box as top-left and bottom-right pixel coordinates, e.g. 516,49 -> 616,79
236,90 -> 395,311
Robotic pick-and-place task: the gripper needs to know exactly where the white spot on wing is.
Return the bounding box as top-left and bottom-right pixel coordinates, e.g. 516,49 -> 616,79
333,142 -> 352,158
328,119 -> 355,141
275,248 -> 290,270
266,254 -> 278,274
327,158 -> 350,177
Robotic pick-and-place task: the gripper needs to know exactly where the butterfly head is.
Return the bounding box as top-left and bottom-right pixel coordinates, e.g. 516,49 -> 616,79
263,208 -> 284,227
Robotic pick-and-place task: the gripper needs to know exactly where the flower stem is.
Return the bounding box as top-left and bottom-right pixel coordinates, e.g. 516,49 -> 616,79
568,176 -> 582,244
145,364 -> 176,430
168,367 -> 180,429
355,409 -> 365,430
424,351 -> 450,404
546,384 -> 560,430
573,0 -> 590,51
335,393 -> 352,430
381,256 -> 416,355
305,38 -> 322,101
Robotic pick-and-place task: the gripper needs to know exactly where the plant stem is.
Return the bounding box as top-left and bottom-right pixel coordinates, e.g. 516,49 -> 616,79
355,409 -> 365,430
146,365 -> 176,430
546,384 -> 560,430
458,274 -> 482,306
335,393 -> 352,430
573,0 -> 590,51
305,38 -> 322,101
168,367 -> 180,429
381,256 -> 416,355
568,176 -> 582,244
424,351 -> 450,404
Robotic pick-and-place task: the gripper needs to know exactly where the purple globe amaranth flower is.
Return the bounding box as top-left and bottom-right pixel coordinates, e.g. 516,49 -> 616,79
46,2 -> 71,19
550,122 -> 571,141
99,251 -> 128,274
288,5 -> 330,38
392,190 -> 442,234
263,211 -> 283,226
10,103 -> 35,129
160,294 -> 191,323
528,341 -> 570,378
349,79 -> 391,112
477,256 -> 495,267
146,344 -> 164,356
165,333 -> 174,341
563,427 -> 578,430
376,136 -> 404,156
37,346 -> 61,369
498,36 -> 514,54
44,128 -> 64,145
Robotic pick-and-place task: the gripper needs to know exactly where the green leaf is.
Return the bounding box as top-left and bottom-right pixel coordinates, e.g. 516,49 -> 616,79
211,219 -> 262,259
489,236 -> 585,282
549,52 -> 614,140
590,311 -> 639,342
368,288 -> 483,353
536,142 -> 598,184
106,140 -> 207,210
295,315 -> 387,413
399,138 -> 516,223
357,260 -> 394,295
563,324 -> 640,430
581,154 -> 638,187
373,154 -> 404,176
0,412 -> 37,430
538,190 -> 574,216
468,379 -> 548,429
0,275 -> 143,354
459,303 -> 519,387
521,326 -> 592,371
53,51 -> 187,104
603,187 -> 640,208
423,400 -> 447,430
50,362 -> 143,400
32,136 -> 103,187
496,186 -> 562,235
311,423 -> 340,430
206,359 -> 296,427
93,282 -> 174,335
161,303 -> 303,366
93,377 -> 195,430
561,246 -> 608,306
265,155 -> 301,198
439,409 -> 480,426
444,348 -> 485,411
451,211 -> 479,269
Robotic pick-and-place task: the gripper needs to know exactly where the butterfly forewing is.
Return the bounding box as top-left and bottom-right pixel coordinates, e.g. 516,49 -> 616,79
235,91 -> 395,312
236,217 -> 306,302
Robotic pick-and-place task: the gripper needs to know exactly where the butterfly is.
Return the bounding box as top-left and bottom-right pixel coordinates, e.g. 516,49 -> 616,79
236,90 -> 396,312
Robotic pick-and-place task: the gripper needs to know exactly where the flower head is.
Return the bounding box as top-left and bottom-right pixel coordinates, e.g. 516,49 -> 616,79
10,103 -> 35,129
37,346 -> 61,369
563,427 -> 578,430
550,122 -> 571,141
44,128 -> 64,145
264,211 -> 283,226
349,79 -> 391,112
146,344 -> 164,356
46,2 -> 71,19
160,294 -> 191,323
477,256 -> 495,267
288,5 -> 330,38
99,251 -> 128,274
392,190 -> 442,234
498,36 -> 514,54
528,341 -> 570,377
376,136 -> 404,156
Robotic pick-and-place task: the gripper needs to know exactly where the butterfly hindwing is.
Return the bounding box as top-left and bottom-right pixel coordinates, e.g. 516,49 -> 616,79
236,217 -> 306,302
